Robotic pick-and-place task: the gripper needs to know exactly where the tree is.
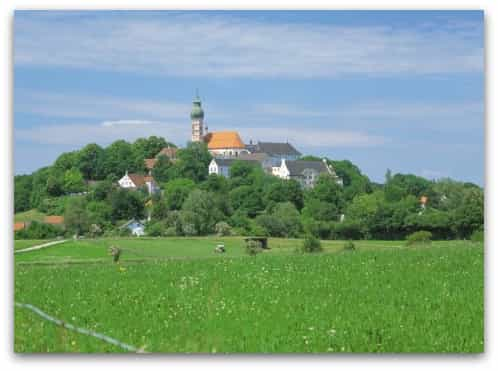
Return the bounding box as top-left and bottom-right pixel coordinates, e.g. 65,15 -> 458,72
63,168 -> 85,194
29,167 -> 51,208
86,200 -> 112,227
14,174 -> 33,212
109,188 -> 145,221
229,185 -> 264,218
53,151 -> 79,173
64,197 -> 89,235
78,143 -> 105,180
151,154 -> 172,183
102,140 -> 136,180
91,179 -> 113,201
164,178 -> 196,210
453,187 -> 484,238
345,191 -> 384,238
180,189 -> 222,235
264,179 -> 304,210
46,171 -> 65,197
271,202 -> 302,237
173,142 -> 212,183
330,159 -> 372,201
132,136 -> 172,160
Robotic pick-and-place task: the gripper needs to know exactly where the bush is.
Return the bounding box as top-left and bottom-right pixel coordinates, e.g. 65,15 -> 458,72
245,240 -> 263,256
470,229 -> 484,243
146,222 -> 164,237
215,221 -> 232,236
15,221 -> 62,239
164,227 -> 178,237
343,240 -> 356,251
406,230 -> 432,246
301,234 -> 322,253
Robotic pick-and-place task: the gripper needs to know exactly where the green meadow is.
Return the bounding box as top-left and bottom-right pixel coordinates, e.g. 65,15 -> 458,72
14,238 -> 483,353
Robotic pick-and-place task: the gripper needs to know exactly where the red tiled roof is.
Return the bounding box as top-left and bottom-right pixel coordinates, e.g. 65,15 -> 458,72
14,222 -> 26,232
204,131 -> 245,150
44,216 -> 64,225
128,174 -> 156,187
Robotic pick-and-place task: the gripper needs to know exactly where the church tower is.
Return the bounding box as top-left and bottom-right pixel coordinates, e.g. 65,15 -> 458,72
190,92 -> 205,142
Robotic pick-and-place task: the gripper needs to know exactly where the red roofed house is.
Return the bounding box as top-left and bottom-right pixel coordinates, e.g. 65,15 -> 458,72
118,171 -> 160,195
14,222 -> 27,232
44,215 -> 65,225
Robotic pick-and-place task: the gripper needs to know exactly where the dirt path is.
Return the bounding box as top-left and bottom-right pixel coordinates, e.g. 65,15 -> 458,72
15,239 -> 68,254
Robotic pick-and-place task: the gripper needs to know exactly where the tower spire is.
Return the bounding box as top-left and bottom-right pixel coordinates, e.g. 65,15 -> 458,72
190,90 -> 205,142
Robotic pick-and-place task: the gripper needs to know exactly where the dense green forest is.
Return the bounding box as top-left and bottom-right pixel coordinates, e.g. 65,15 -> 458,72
14,136 -> 484,240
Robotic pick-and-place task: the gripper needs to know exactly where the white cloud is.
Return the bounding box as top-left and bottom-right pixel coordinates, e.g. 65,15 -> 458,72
237,127 -> 387,148
15,121 -> 188,146
101,120 -> 159,127
15,91 -> 190,120
14,12 -> 483,78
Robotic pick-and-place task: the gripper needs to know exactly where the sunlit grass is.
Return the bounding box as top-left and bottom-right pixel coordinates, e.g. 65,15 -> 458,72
14,239 -> 483,353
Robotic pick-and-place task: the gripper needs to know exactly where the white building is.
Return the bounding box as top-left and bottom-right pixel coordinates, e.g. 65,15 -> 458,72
119,219 -> 145,236
118,172 -> 160,195
274,159 -> 341,189
208,158 -> 261,177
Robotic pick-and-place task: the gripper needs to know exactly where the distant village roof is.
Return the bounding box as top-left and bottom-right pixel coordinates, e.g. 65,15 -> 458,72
14,222 -> 26,232
212,158 -> 260,167
145,147 -> 178,170
285,160 -> 330,177
237,152 -> 271,163
205,131 -> 245,150
253,142 -> 301,157
127,173 -> 156,188
44,216 -> 64,225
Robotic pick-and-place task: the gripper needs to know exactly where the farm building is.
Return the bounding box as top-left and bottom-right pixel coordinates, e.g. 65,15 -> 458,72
118,172 -> 160,195
208,158 -> 261,177
120,219 -> 146,236
273,159 -> 341,189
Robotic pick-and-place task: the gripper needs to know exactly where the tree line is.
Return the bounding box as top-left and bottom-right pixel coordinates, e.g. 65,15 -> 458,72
14,136 -> 484,240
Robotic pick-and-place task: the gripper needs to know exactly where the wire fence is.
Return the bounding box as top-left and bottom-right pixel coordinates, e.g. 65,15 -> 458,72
15,302 -> 147,353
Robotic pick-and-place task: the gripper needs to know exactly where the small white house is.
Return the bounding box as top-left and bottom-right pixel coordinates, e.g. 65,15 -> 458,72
208,158 -> 260,178
120,219 -> 145,236
118,171 -> 160,195
274,159 -> 341,189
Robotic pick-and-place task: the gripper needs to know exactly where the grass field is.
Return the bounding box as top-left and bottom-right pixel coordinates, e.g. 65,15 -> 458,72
14,237 -> 484,353
14,209 -> 47,223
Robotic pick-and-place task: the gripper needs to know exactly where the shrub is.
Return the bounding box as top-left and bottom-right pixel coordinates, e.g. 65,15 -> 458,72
164,227 -> 178,237
470,229 -> 484,243
146,222 -> 164,237
215,221 -> 232,236
301,234 -> 322,253
15,221 -> 61,239
245,240 -> 263,256
406,230 -> 432,246
343,240 -> 356,251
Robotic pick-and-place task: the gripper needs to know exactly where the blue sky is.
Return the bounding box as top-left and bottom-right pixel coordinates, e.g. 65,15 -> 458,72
14,10 -> 484,184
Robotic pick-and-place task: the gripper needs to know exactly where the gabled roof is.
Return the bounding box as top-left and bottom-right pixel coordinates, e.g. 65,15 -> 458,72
285,160 -> 330,176
44,216 -> 64,225
205,131 -> 245,149
254,142 -> 301,157
212,158 -> 260,167
237,152 -> 271,163
127,173 -> 156,187
119,219 -> 145,229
